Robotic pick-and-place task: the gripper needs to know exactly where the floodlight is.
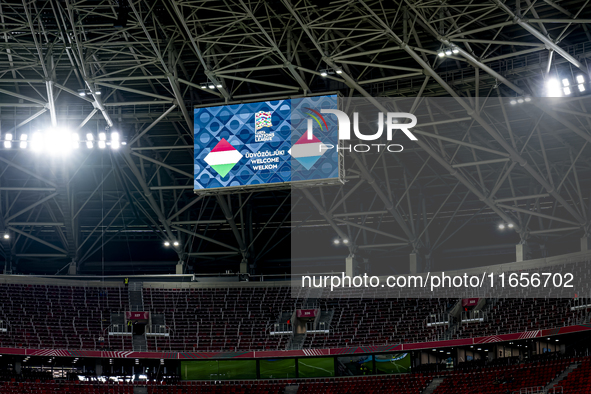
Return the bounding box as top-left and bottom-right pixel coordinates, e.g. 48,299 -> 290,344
164,241 -> 170,247
99,132 -> 106,141
78,89 -> 86,96
579,84 -> 586,92
336,70 -> 342,74
94,90 -> 102,95
342,238 -> 350,245
111,132 -> 120,149
19,134 -> 27,149
508,223 -> 514,229
46,128 -> 73,156
546,78 -> 562,97
208,84 -> 215,89
3,233 -> 9,239
320,70 -> 328,77
445,49 -> 452,56
562,78 -> 570,87
98,140 -> 106,149
510,100 -> 517,105
438,51 -> 445,57
4,133 -> 12,149
216,84 -> 222,88
333,238 -> 340,245
452,48 -> 459,54
498,224 -> 506,230
524,96 -> 531,102
173,241 -> 179,246
563,87 -> 571,95
576,75 -> 585,84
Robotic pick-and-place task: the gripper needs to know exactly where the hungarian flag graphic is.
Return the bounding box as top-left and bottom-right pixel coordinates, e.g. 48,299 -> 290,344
204,138 -> 243,178
288,134 -> 328,170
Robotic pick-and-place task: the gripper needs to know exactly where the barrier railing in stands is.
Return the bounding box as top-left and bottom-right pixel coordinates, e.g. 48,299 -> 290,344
108,324 -> 130,335
147,324 -> 170,337
270,323 -> 292,335
426,313 -> 450,327
461,310 -> 486,323
513,386 -> 545,394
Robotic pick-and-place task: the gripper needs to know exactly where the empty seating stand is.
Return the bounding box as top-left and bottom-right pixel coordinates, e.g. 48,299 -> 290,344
0,283 -> 131,351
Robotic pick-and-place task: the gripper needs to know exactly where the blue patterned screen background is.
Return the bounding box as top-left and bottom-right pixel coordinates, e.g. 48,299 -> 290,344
194,95 -> 339,191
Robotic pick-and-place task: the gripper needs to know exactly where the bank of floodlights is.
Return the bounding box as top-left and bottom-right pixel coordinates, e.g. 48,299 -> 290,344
320,68 -> 343,77
546,75 -> 586,97
1,128 -> 125,154
437,47 -> 459,58
509,96 -> 532,105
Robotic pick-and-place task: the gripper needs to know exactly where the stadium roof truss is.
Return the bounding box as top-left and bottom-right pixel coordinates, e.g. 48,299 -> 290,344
0,0 -> 589,275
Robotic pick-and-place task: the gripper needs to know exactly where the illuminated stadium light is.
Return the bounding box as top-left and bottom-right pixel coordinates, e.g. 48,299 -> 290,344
445,49 -> 452,56
45,127 -> 74,155
508,223 -> 514,228
546,78 -> 562,97
577,75 -> 585,84
77,89 -> 86,96
342,238 -> 350,245
216,84 -> 222,88
19,134 -> 27,149
336,69 -> 343,74
98,132 -> 107,149
111,132 -> 120,149
452,48 -> 459,54
208,84 -> 215,89
498,223 -> 506,230
164,241 -> 170,247
94,90 -> 101,95
563,86 -> 571,95
579,84 -> 586,92
4,134 -> 12,149
3,233 -> 9,239
562,78 -> 570,87
524,96 -> 531,102
86,133 -> 94,149
517,98 -> 524,104
320,70 -> 328,77
510,100 -> 517,105
437,51 -> 445,58
333,238 -> 341,245
173,241 -> 179,246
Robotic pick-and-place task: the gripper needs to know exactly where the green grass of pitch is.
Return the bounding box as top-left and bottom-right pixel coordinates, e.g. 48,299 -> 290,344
259,358 -> 297,379
298,357 -> 335,378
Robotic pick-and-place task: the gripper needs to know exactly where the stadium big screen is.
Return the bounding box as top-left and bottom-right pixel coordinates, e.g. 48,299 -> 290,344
194,95 -> 341,192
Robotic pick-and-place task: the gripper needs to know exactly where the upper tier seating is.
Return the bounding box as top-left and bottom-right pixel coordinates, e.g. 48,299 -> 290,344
0,283 -> 131,351
0,282 -> 586,352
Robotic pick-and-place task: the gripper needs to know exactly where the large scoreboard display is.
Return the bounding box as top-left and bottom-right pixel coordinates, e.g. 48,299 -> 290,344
194,95 -> 341,193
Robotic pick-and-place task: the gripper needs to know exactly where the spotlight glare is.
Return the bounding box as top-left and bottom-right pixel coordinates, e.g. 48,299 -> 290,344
579,84 -> 586,92
173,241 -> 179,246
320,71 -> 327,77
336,70 -> 342,74
31,132 -> 43,152
546,78 -> 562,97
576,75 -> 585,84
86,141 -> 93,149
498,224 -> 506,230
510,100 -> 517,105
98,132 -> 106,141
563,87 -> 571,95
452,48 -> 459,54
87,133 -> 94,141
517,98 -> 524,103
508,223 -> 514,228
342,238 -> 350,245
164,241 -> 170,247
72,133 -> 80,149
438,51 -> 445,58
216,84 -> 222,88
208,84 -> 215,89
562,78 -> 570,87
524,96 -> 531,102
3,233 -> 9,239
46,128 -> 73,156
98,140 -> 106,149
333,238 -> 340,245
77,89 -> 86,96
4,133 -> 12,149
5,133 -> 12,141
445,50 -> 452,56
